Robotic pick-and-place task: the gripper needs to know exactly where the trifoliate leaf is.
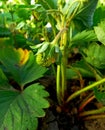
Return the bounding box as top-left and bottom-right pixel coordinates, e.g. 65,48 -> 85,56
0,83 -> 49,130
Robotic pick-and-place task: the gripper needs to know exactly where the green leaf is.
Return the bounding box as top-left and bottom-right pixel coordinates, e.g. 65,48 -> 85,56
16,7 -> 31,20
19,52 -> 47,86
94,20 -> 105,45
75,0 -> 98,27
83,42 -> 105,69
0,27 -> 11,37
93,5 -> 105,25
62,0 -> 79,18
0,38 -> 13,47
36,0 -> 57,9
13,34 -> 27,48
37,42 -> 50,54
21,0 -> 31,5
0,47 -> 47,86
66,60 -> 94,79
0,83 -> 49,130
94,86 -> 105,105
0,69 -> 11,88
71,30 -> 97,44
66,69 -> 79,79
16,21 -> 25,29
72,60 -> 95,77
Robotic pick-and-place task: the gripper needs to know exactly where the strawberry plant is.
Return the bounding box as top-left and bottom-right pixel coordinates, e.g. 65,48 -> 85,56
1,0 -> 105,130
32,0 -> 105,120
32,0 -> 99,105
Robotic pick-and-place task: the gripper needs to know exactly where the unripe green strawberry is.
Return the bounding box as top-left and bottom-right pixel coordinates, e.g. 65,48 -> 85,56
36,53 -> 55,67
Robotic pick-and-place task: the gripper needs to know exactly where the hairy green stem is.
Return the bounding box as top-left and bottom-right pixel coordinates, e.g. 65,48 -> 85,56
83,114 -> 105,120
79,95 -> 95,112
66,78 -> 105,103
79,106 -> 105,117
61,62 -> 66,100
51,64 -> 56,78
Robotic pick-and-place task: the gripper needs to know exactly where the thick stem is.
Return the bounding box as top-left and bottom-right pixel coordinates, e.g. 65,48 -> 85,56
66,78 -> 105,103
61,31 -> 67,100
56,17 -> 68,104
61,61 -> 66,100
51,28 -> 67,45
56,65 -> 61,104
55,0 -> 81,104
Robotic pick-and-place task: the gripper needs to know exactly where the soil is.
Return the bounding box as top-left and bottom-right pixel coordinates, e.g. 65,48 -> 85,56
85,118 -> 105,130
37,74 -> 105,130
38,110 -> 105,130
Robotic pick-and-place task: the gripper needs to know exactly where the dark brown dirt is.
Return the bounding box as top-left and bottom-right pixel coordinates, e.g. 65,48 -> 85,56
38,110 -> 105,130
38,77 -> 105,130
85,118 -> 105,130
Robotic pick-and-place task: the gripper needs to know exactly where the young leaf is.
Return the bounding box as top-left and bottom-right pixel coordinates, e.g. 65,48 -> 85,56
16,21 -> 25,29
0,83 -> 49,130
36,0 -> 57,9
94,20 -> 105,45
62,0 -> 79,18
83,42 -> 105,69
37,42 -> 50,54
71,30 -> 97,44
